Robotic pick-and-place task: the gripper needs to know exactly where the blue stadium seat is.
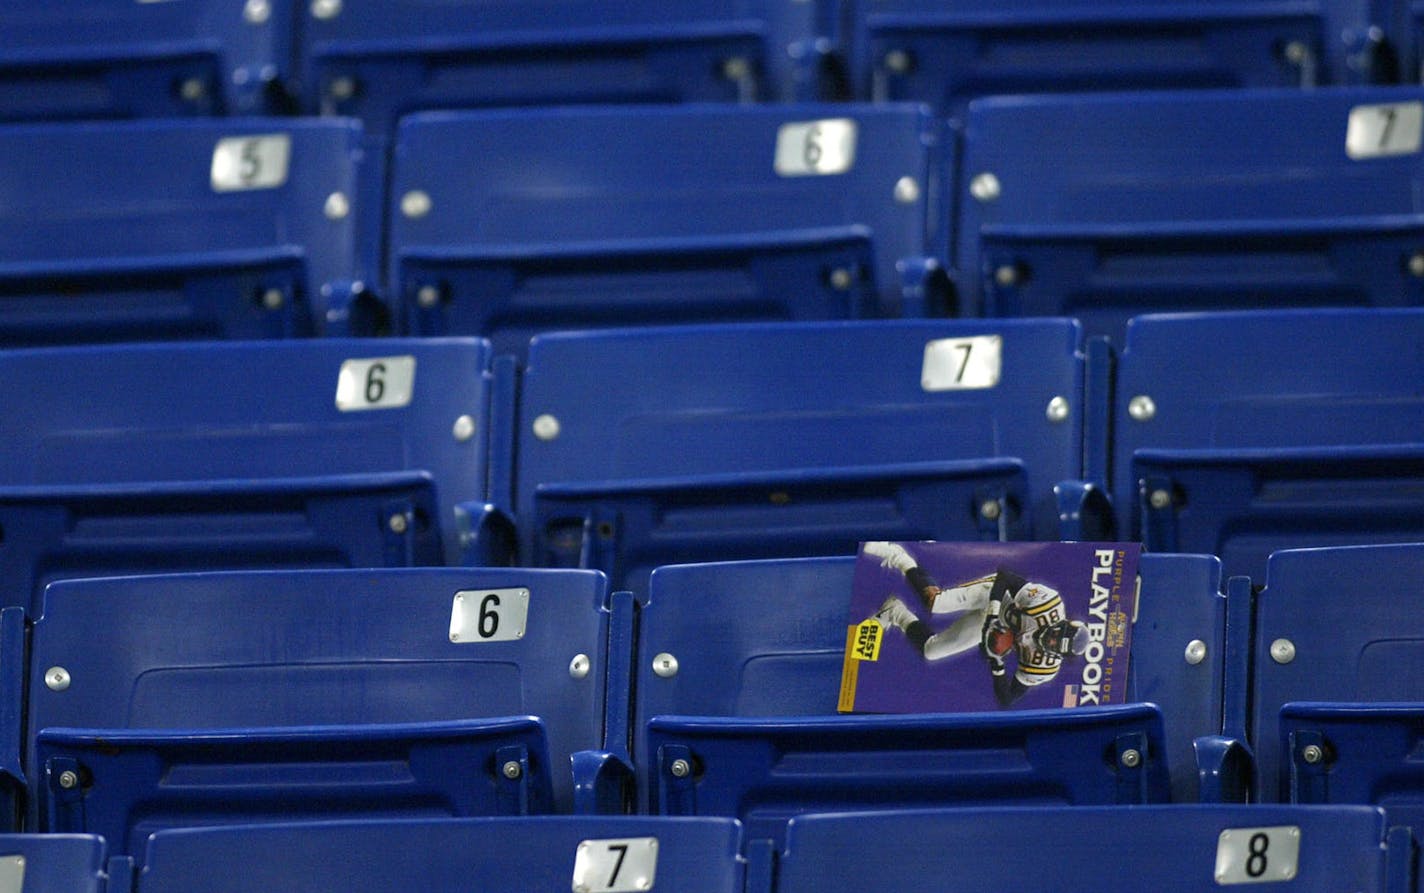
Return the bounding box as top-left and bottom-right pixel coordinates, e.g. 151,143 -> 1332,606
957,86 -> 1424,337
137,816 -> 743,893
773,805 -> 1405,893
630,555 -> 1187,847
1113,309 -> 1424,581
1251,544 -> 1424,837
845,0 -> 1390,115
296,0 -> 825,132
0,339 -> 489,619
387,105 -> 945,356
10,567 -> 617,858
0,118 -> 375,344
510,320 -> 1091,593
0,834 -> 106,893
0,1 -> 288,121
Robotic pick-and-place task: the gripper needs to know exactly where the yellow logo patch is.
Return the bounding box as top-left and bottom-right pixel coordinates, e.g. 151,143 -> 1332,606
850,619 -> 884,662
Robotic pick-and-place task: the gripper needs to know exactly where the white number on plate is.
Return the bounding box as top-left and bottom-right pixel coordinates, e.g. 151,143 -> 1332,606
1215,826 -> 1300,885
335,356 -> 415,411
211,134 -> 292,192
449,588 -> 529,643
0,856 -> 24,893
774,119 -> 857,177
1345,102 -> 1423,159
572,838 -> 659,893
921,335 -> 1002,391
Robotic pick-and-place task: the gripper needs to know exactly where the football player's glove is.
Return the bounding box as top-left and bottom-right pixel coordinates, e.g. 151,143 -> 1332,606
988,653 -> 1007,676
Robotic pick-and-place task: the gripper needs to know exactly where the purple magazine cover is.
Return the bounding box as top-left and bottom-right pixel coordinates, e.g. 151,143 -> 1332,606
840,541 -> 1141,713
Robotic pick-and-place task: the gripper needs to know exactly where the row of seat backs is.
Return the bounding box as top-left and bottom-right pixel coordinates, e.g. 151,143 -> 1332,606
0,0 -> 1410,126
3,86 -> 1422,348
4,806 -> 1412,893
0,320 -> 1085,620
3,550 -> 1215,852
516,306 -> 1424,587
0,105 -> 943,349
14,539 -> 1424,862
0,308 -> 1416,608
393,85 -> 1424,347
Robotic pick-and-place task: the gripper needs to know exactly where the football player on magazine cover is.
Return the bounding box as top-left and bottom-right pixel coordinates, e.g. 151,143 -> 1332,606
861,540 -> 1090,707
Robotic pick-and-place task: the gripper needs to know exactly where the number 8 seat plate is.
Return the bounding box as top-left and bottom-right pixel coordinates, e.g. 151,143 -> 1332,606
1215,825 -> 1301,885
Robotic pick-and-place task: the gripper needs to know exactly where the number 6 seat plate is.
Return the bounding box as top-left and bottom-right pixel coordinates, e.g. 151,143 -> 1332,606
450,588 -> 530,643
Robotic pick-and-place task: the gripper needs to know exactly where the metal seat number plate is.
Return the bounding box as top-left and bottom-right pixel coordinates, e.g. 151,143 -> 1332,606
1215,825 -> 1300,885
572,838 -> 658,893
922,335 -> 1002,391
0,855 -> 24,893
449,588 -> 529,643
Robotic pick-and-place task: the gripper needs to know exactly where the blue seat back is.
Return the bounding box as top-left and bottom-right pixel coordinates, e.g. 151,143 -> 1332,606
0,835 -> 105,893
515,320 -> 1084,592
1129,554 -> 1228,802
0,1 -> 287,121
388,106 -> 941,356
1114,309 -> 1424,581
297,0 -> 822,131
958,87 -> 1424,337
0,118 -> 367,344
633,556 -> 1182,843
0,339 -> 489,615
776,805 -> 1398,892
848,0 -> 1385,115
637,555 -> 1218,801
1252,544 -> 1424,827
25,567 -> 608,850
138,816 -> 743,893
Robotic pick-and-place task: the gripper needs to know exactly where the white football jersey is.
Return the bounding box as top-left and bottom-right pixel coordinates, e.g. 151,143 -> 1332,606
1006,583 -> 1065,688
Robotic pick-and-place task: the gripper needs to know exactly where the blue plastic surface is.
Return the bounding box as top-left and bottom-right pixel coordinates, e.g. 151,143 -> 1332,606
514,320 -> 1086,592
1113,309 -> 1424,581
40,720 -> 552,862
388,105 -> 943,355
958,87 -> 1424,336
0,834 -> 106,893
634,556 -> 1183,845
0,339 -> 489,616
777,804 -> 1396,892
1128,554 -> 1228,802
1252,545 -> 1424,827
297,0 -> 823,131
637,554 -> 1220,803
138,816 -> 744,893
0,1 -> 288,120
1278,705 -> 1424,830
0,118 -> 370,344
645,708 -> 1169,845
22,566 -> 610,841
848,0 -> 1388,115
